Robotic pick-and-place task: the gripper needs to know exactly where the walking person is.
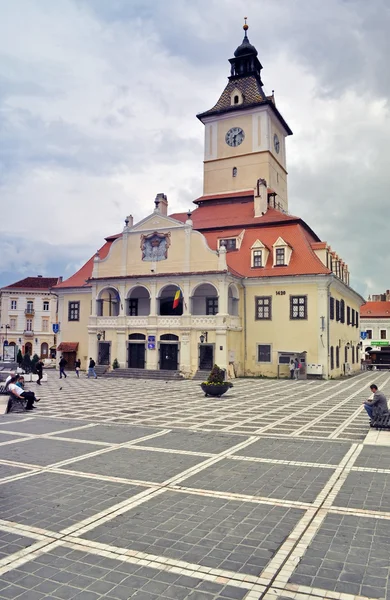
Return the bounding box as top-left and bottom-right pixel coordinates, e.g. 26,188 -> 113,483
59,355 -> 67,379
75,358 -> 81,378
8,375 -> 40,411
289,360 -> 295,380
35,359 -> 44,385
363,384 -> 389,421
294,357 -> 300,380
87,357 -> 97,379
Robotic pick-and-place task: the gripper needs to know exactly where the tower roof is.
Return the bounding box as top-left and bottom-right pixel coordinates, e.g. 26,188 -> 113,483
234,19 -> 258,58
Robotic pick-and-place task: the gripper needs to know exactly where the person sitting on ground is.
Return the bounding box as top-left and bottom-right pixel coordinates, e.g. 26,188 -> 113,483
363,384 -> 389,421
8,375 -> 40,411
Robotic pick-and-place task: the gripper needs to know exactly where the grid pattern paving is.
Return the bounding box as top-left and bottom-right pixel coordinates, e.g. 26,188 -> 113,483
0,370 -> 389,600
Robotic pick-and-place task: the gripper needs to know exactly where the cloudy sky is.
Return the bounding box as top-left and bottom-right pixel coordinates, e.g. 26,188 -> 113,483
1,0 -> 389,296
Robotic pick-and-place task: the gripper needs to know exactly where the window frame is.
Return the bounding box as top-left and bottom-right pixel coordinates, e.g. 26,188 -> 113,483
26,318 -> 33,331
336,346 -> 340,368
128,298 -> 138,316
206,297 -> 219,316
336,299 -> 340,322
330,296 -> 335,320
347,306 -> 351,325
275,247 -> 285,266
68,301 -> 80,322
290,295 -> 307,320
380,329 -> 387,340
255,296 -> 272,320
43,300 -> 50,311
219,238 -> 237,252
42,319 -> 49,332
252,249 -> 263,268
10,300 -> 17,310
330,346 -> 334,370
257,343 -> 272,363
366,329 -> 373,340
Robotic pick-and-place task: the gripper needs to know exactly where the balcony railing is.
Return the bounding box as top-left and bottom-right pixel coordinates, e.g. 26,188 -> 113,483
23,330 -> 34,337
25,308 -> 35,316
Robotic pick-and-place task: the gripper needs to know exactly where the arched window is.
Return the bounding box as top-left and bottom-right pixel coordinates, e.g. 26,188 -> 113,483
344,346 -> 348,363
232,167 -> 237,177
330,346 -> 334,370
41,342 -> 49,358
128,333 -> 146,340
160,334 -> 179,341
336,346 -> 340,368
352,345 -> 355,364
233,95 -> 239,104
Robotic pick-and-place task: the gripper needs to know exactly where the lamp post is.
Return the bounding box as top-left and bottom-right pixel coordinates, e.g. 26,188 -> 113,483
1,324 -> 11,361
97,331 -> 105,341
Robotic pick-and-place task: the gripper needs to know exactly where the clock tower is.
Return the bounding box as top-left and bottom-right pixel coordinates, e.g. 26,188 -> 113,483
197,21 -> 292,212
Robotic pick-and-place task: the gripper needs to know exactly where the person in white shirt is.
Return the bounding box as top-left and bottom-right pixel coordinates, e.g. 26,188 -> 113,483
4,371 -> 15,388
8,376 -> 39,410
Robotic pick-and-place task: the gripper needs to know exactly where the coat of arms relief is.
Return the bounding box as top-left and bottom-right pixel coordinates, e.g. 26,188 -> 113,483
140,232 -> 171,262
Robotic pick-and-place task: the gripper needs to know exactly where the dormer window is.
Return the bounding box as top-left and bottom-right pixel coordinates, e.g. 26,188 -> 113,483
251,240 -> 269,268
230,88 -> 244,106
275,248 -> 285,266
273,237 -> 292,267
219,238 -> 237,251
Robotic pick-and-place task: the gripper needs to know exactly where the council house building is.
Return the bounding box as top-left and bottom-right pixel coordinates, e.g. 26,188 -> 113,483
54,23 -> 364,379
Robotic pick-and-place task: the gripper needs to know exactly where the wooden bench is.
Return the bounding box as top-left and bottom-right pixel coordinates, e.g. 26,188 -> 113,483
370,413 -> 390,429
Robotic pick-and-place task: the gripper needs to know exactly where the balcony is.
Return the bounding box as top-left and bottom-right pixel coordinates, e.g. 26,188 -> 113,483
23,330 -> 34,337
25,308 -> 35,316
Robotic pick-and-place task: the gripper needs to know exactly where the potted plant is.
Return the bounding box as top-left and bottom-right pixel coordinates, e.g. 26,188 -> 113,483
201,364 -> 233,397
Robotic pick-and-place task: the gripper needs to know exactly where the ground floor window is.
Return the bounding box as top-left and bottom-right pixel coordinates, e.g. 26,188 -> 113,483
330,346 -> 334,370
257,344 -> 271,363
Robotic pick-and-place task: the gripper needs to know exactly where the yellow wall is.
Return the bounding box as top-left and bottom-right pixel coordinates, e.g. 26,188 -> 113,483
59,293 -> 91,369
329,287 -> 361,377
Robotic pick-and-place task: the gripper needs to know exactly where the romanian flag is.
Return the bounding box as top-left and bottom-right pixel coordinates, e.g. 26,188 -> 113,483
172,289 -> 182,309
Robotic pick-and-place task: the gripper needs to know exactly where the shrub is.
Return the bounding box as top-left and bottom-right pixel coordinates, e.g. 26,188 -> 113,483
202,364 -> 233,387
22,353 -> 32,373
112,358 -> 120,369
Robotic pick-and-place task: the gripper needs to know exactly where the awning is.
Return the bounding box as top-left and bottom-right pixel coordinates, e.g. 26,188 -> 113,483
57,342 -> 79,352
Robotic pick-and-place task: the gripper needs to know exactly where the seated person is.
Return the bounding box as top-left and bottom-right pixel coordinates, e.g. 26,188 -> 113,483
4,371 -> 16,389
8,376 -> 40,411
363,384 -> 389,420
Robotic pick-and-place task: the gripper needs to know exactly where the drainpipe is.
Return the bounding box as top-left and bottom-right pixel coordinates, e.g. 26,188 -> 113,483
326,278 -> 331,378
243,279 -> 247,375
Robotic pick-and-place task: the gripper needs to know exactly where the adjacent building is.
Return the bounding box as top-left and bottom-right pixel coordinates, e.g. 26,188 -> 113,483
360,297 -> 390,367
0,276 -> 61,360
54,23 -> 364,378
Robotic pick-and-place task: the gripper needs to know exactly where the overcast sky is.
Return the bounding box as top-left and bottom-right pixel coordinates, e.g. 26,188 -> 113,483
1,0 -> 389,296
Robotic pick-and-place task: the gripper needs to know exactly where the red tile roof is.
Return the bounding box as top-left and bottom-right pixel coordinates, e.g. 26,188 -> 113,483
193,190 -> 256,204
54,239 -> 117,289
3,277 -> 61,290
57,342 -> 79,352
360,302 -> 390,318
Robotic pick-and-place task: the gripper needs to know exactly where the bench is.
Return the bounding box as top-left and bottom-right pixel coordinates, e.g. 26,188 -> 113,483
6,393 -> 27,414
370,413 -> 390,429
0,385 -> 9,395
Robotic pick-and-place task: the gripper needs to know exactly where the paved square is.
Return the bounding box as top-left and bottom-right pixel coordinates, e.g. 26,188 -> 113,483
0,438 -> 104,467
81,490 -> 304,576
334,470 -> 390,512
183,458 -> 333,502
236,438 -> 351,464
0,472 -> 144,531
289,513 -> 390,599
0,371 -> 388,599
60,447 -> 208,482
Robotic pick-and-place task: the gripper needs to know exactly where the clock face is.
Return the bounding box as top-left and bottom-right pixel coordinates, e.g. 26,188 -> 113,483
274,133 -> 280,154
225,127 -> 245,147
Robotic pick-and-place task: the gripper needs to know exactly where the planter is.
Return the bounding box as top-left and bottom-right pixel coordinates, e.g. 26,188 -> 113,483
201,382 -> 231,397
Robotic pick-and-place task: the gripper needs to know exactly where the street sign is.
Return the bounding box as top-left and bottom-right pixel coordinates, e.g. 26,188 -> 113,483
3,340 -> 8,346
52,324 -> 59,334
147,335 -> 156,350
360,331 -> 367,340
370,340 -> 389,346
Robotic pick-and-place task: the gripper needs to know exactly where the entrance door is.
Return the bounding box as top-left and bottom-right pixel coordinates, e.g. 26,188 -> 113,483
63,351 -> 76,370
128,343 -> 145,368
160,344 -> 178,370
199,345 -> 213,370
98,342 -> 110,365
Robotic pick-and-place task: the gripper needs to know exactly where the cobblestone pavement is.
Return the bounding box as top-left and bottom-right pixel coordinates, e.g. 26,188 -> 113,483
0,370 -> 390,599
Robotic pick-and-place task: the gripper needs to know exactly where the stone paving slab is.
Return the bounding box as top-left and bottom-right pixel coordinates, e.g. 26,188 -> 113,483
81,490 -> 304,576
1,472 -> 144,532
0,463 -> 33,480
136,430 -> 248,454
60,447 -> 207,482
0,546 -> 250,599
355,444 -> 390,467
289,512 -> 390,599
182,458 -> 334,502
0,418 -> 90,435
0,432 -> 28,443
51,424 -> 161,444
333,470 -> 390,512
0,438 -> 104,467
236,438 -> 351,464
0,528 -> 37,561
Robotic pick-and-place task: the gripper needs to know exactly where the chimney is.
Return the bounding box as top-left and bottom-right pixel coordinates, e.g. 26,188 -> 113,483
254,178 -> 268,217
154,193 -> 168,216
58,276 -> 63,283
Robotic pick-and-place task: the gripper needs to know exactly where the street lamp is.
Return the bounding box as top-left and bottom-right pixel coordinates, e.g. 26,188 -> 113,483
97,331 -> 105,341
199,331 -> 208,344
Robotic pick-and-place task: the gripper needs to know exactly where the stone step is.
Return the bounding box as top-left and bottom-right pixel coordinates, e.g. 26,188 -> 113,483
192,370 -> 210,381
103,368 -> 184,380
